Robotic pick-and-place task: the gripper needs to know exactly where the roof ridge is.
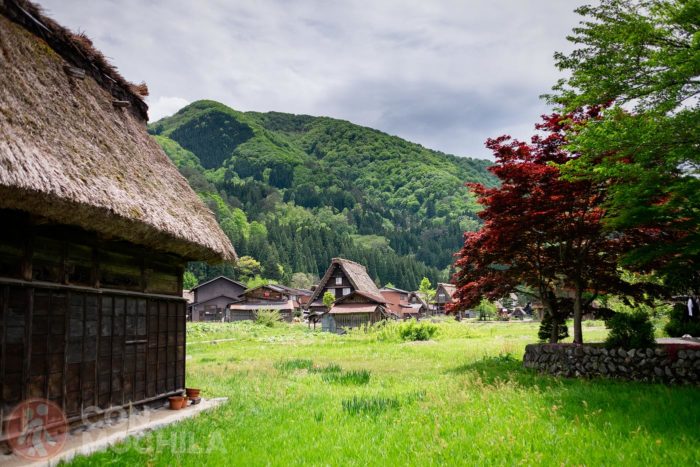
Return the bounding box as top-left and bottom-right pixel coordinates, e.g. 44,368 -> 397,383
332,257 -> 366,269
191,276 -> 246,291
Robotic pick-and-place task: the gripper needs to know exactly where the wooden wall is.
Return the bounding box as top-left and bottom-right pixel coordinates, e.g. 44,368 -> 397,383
0,286 -> 185,424
327,311 -> 381,332
0,209 -> 186,435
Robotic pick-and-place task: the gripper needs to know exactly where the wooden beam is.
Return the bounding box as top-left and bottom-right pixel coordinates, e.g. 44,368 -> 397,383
22,288 -> 33,402
21,232 -> 33,281
91,246 -> 100,289
140,253 -> 147,294
62,291 -> 70,417
0,286 -> 7,429
176,266 -> 184,295
121,297 -> 127,406
112,100 -> 130,108
63,65 -> 85,80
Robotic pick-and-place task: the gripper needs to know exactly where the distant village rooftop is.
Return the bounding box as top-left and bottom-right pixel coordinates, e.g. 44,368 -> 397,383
309,257 -> 385,304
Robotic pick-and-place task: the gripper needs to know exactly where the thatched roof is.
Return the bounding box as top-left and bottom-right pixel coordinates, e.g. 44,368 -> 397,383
309,258 -> 385,304
437,283 -> 457,299
380,286 -> 410,294
0,1 -> 236,262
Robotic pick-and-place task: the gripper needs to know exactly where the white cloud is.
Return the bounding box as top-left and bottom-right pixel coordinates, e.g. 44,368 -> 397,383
147,96 -> 190,123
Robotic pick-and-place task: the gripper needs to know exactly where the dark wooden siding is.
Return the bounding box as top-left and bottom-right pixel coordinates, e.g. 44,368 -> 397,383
330,311 -> 381,331
322,265 -> 354,299
0,283 -> 185,427
0,209 -> 186,435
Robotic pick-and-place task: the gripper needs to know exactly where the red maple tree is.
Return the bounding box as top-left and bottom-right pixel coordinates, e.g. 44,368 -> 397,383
450,110 -> 650,343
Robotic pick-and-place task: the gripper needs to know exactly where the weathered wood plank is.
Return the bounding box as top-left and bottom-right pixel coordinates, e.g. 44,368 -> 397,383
63,64 -> 85,79
0,286 -> 6,430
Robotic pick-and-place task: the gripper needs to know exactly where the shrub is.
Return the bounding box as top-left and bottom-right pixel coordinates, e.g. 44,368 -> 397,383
255,309 -> 282,327
537,313 -> 569,342
398,320 -> 438,341
605,311 -> 655,349
664,303 -> 700,337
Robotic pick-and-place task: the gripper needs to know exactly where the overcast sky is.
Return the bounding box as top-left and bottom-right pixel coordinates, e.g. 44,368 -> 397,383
38,0 -> 586,159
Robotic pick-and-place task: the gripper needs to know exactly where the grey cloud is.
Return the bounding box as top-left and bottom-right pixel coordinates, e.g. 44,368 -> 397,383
323,80 -> 548,156
37,0 -> 586,159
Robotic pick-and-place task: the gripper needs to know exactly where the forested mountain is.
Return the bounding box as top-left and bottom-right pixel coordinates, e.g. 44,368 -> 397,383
148,100 -> 496,290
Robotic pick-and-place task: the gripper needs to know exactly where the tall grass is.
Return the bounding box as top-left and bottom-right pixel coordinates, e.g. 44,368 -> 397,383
309,363 -> 342,374
274,358 -> 313,371
322,369 -> 371,385
342,396 -> 400,415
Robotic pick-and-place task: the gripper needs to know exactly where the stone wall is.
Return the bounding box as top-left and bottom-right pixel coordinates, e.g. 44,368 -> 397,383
523,343 -> 700,384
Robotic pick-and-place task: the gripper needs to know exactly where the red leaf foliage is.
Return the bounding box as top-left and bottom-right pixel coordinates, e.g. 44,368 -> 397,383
449,109 -> 653,315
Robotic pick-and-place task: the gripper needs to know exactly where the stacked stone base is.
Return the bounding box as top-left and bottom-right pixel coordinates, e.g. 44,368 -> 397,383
523,343 -> 700,384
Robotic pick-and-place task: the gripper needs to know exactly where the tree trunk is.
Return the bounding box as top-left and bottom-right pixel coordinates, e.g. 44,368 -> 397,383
543,297 -> 559,344
549,315 -> 559,344
573,285 -> 583,344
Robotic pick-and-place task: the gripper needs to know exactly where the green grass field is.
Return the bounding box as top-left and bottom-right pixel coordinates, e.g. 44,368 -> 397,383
67,320 -> 700,466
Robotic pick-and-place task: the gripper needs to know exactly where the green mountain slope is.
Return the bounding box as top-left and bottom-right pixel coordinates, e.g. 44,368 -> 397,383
149,100 -> 496,290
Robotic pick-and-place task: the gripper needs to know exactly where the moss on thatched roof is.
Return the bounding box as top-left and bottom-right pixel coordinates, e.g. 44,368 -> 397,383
0,2 -> 236,262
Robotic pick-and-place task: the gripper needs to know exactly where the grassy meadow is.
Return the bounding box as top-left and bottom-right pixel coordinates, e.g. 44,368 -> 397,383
67,319 -> 700,466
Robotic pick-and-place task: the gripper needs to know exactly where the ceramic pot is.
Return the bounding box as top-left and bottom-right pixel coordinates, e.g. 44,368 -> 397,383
169,396 -> 185,410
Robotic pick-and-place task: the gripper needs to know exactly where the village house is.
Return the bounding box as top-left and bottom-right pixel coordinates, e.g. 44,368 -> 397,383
188,276 -> 246,322
228,284 -> 311,322
406,291 -> 429,317
435,283 -> 457,313
380,287 -> 426,319
306,258 -> 388,332
0,0 -> 235,444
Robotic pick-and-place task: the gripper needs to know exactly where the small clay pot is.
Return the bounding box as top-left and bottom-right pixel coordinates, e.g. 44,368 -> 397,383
169,396 -> 185,410
185,388 -> 201,399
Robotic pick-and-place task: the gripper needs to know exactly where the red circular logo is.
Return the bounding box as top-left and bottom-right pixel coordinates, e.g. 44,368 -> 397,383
6,398 -> 68,460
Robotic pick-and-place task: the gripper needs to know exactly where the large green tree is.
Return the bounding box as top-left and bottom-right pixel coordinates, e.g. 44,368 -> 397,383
548,0 -> 700,292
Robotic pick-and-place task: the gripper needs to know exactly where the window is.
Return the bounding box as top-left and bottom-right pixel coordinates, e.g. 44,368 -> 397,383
438,293 -> 445,300
343,288 -> 351,296
335,277 -> 342,285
